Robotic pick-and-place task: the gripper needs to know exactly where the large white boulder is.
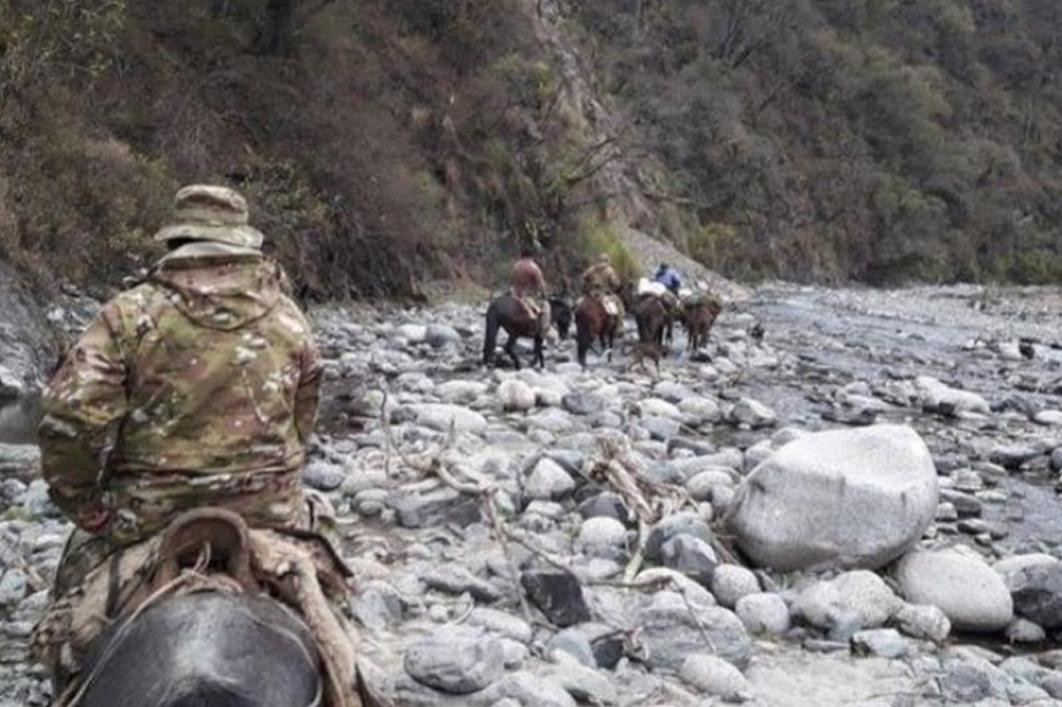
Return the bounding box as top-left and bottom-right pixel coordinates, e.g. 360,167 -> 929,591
726,425 -> 938,571
897,549 -> 1013,633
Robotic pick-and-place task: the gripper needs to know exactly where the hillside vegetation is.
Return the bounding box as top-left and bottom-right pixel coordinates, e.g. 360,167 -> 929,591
1,0 -> 1061,298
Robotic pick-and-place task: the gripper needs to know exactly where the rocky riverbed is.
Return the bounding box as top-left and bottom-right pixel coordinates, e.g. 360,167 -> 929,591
6,283 -> 1062,706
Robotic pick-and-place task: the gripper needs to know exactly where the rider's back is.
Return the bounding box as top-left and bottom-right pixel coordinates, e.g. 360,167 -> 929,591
40,254 -> 320,544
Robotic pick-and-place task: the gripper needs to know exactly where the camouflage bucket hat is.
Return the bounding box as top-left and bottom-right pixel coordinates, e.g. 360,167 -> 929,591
154,185 -> 265,248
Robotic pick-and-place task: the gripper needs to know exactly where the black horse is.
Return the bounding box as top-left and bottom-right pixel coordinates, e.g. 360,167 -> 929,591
483,294 -> 571,369
76,592 -> 321,707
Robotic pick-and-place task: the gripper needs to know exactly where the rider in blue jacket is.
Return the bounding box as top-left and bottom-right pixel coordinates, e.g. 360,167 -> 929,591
654,263 -> 682,294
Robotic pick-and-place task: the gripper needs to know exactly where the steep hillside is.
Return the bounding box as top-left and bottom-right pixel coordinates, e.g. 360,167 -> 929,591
571,0 -> 1062,283
1,0 -> 1061,297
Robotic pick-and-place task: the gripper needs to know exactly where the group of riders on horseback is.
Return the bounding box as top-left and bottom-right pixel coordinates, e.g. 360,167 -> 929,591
30,184 -> 724,707
485,246 -> 724,369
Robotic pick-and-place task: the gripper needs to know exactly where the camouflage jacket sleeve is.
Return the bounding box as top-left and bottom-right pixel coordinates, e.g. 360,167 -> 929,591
38,298 -> 134,526
294,327 -> 322,444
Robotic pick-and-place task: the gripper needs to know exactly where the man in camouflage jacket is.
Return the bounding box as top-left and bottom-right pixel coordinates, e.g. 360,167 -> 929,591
39,185 -> 322,592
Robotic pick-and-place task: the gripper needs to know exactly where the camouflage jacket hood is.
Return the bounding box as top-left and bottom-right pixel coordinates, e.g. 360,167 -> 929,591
150,255 -> 285,332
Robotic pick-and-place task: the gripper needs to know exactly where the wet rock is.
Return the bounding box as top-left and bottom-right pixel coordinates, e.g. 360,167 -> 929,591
403,629 -> 504,694
435,380 -> 489,404
678,397 -> 722,424
939,488 -> 983,518
301,459 -> 346,491
660,534 -> 717,586
1007,563 -> 1062,629
637,591 -> 752,670
547,657 -> 617,704
830,571 -> 903,628
951,468 -> 984,493
392,486 -> 482,528
735,593 -> 790,636
728,425 -> 938,571
850,629 -> 909,659
1006,618 -> 1047,644
641,416 -> 680,441
15,480 -> 53,518
995,554 -> 1059,582
1051,447 -> 1062,472
466,608 -> 533,643
0,444 -> 38,478
916,376 -> 990,416
521,571 -> 591,627
638,398 -> 682,420
0,364 -> 26,402
895,603 -> 951,642
562,392 -> 605,417
545,628 -> 595,666
935,502 -> 958,522
478,671 -> 577,707
645,510 -> 714,561
591,633 -> 624,670
990,442 -> 1046,470
711,564 -> 760,609
574,517 -> 628,558
730,397 -> 776,428
425,323 -> 461,348
524,458 -> 575,501
421,565 -> 501,603
393,323 -> 428,343
897,549 -> 1013,632
679,653 -> 750,702
409,404 -> 487,434
0,569 -> 27,607
940,662 -> 994,703
576,492 -> 630,524
498,379 -> 536,412
1034,410 -> 1062,426
685,469 -> 736,502
792,574 -> 899,634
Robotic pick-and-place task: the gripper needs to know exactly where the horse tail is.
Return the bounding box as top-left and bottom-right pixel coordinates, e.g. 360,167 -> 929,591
483,302 -> 499,366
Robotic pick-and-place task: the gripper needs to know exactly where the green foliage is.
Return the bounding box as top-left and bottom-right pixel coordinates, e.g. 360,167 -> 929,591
577,217 -> 642,284
4,0 -> 1062,296
570,0 -> 1062,285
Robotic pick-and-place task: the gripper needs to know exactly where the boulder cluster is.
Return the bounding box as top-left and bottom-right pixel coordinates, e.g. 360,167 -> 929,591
5,284 -> 1062,705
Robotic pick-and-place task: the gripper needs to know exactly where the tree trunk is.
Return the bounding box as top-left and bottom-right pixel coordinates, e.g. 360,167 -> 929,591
255,0 -> 297,55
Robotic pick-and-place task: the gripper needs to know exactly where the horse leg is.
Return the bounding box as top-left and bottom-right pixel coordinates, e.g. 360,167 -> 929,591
483,308 -> 498,367
505,333 -> 521,370
576,327 -> 589,368
534,335 -> 544,369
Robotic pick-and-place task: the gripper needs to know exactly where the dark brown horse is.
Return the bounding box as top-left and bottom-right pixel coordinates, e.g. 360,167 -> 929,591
682,296 -> 723,352
483,295 -> 571,369
633,294 -> 673,348
575,295 -> 623,367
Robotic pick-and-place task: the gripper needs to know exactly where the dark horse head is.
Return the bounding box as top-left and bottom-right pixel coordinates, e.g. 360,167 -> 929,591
76,593 -> 321,707
549,295 -> 573,340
